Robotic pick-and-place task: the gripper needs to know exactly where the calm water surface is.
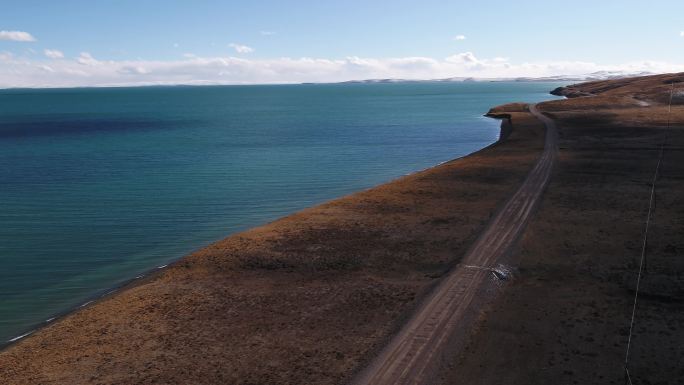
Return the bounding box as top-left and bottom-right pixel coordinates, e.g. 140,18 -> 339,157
0,82 -> 566,343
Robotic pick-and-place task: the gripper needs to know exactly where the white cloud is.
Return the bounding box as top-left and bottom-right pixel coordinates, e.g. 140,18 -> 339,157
118,65 -> 147,75
0,51 -> 13,61
44,49 -> 64,59
0,51 -> 682,88
76,52 -> 100,66
447,52 -> 478,63
229,43 -> 254,54
453,35 -> 466,41
0,30 -> 36,42
260,31 -> 276,36
680,31 -> 684,37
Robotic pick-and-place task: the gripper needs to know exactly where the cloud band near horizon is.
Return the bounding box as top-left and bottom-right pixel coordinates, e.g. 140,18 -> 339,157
0,51 -> 682,88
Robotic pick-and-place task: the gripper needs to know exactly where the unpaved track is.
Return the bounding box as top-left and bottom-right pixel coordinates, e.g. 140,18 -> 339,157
353,105 -> 557,385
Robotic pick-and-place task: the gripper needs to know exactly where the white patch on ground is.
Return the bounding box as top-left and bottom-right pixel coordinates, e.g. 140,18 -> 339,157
491,264 -> 513,280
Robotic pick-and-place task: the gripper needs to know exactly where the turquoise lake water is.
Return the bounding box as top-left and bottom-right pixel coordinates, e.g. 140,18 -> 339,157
0,82 -> 566,344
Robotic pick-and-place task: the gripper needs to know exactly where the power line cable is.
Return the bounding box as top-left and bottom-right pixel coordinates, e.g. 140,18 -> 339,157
623,81 -> 674,383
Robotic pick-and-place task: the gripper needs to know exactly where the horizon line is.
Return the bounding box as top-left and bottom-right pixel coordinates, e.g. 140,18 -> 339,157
0,70 -> 669,91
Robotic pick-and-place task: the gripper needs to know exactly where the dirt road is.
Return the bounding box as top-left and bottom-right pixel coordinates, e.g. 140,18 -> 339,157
353,105 -> 557,385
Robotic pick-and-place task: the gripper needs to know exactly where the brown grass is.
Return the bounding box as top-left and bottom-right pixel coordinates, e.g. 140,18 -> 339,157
440,72 -> 684,384
0,111 -> 545,384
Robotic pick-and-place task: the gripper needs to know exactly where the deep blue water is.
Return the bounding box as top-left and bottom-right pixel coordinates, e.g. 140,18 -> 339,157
0,82 -> 566,343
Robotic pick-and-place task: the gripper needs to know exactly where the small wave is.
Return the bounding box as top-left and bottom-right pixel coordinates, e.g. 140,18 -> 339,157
80,300 -> 94,308
8,331 -> 34,342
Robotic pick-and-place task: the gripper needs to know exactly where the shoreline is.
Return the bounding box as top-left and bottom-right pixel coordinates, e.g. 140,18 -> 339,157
0,101 -> 547,384
0,260 -> 163,350
0,114 -> 507,351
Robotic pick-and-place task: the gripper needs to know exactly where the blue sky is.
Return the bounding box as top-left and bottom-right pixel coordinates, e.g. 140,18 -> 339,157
1,0 -> 683,87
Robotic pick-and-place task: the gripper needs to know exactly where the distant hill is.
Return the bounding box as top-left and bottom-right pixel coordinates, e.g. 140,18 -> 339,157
331,71 -> 656,85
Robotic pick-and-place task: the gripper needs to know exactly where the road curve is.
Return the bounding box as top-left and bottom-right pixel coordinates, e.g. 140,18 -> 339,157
353,104 -> 558,385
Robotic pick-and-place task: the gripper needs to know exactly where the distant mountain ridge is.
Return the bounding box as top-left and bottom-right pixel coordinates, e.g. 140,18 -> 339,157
334,71 -> 656,84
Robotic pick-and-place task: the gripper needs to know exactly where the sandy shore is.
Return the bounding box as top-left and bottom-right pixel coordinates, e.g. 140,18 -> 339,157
0,105 -> 545,383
